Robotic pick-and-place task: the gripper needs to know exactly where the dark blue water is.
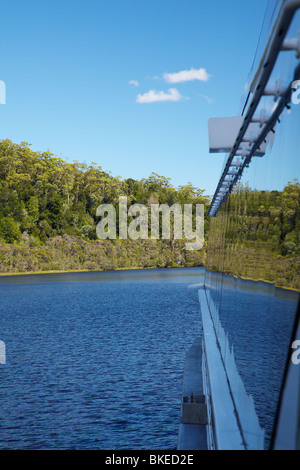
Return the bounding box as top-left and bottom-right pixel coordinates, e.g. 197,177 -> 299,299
207,274 -> 299,448
0,268 -> 204,450
0,267 -> 298,450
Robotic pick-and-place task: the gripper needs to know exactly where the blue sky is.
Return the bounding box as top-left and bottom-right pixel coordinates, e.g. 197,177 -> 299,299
0,0 -> 269,196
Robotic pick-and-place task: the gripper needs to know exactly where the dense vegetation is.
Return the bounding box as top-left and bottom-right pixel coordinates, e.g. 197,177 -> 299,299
0,139 -> 299,290
0,139 -> 210,272
206,181 -> 300,290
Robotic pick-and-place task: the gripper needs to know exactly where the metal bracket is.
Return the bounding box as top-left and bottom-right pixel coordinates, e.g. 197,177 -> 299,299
281,30 -> 300,58
207,1 -> 300,217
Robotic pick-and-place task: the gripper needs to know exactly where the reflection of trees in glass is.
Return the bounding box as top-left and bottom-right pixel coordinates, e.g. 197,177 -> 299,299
206,180 -> 300,291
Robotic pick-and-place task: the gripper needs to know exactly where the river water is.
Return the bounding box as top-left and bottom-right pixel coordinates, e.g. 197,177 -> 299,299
0,267 -> 297,449
0,268 -> 204,449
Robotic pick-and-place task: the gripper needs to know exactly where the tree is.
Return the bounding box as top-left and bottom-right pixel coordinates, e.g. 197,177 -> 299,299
0,217 -> 22,243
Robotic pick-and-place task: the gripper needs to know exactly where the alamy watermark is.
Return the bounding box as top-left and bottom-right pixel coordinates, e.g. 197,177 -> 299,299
292,80 -> 300,105
0,340 -> 5,365
291,340 -> 300,365
96,197 -> 204,250
0,80 -> 6,104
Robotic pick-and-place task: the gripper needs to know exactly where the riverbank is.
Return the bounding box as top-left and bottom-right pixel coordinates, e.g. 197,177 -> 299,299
0,265 -> 161,277
0,234 -> 206,276
1,234 -> 299,291
206,243 -> 300,292
1,261 -> 299,295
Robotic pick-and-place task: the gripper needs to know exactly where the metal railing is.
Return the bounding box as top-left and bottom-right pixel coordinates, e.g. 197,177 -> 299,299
208,0 -> 300,216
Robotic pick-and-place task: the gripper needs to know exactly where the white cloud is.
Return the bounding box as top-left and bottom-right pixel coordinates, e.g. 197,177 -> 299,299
200,94 -> 213,104
129,80 -> 139,87
136,88 -> 185,103
163,67 -> 211,83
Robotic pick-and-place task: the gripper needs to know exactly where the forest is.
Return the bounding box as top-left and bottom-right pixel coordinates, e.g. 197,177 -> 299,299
0,139 -> 299,289
0,139 -> 210,272
206,180 -> 300,290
